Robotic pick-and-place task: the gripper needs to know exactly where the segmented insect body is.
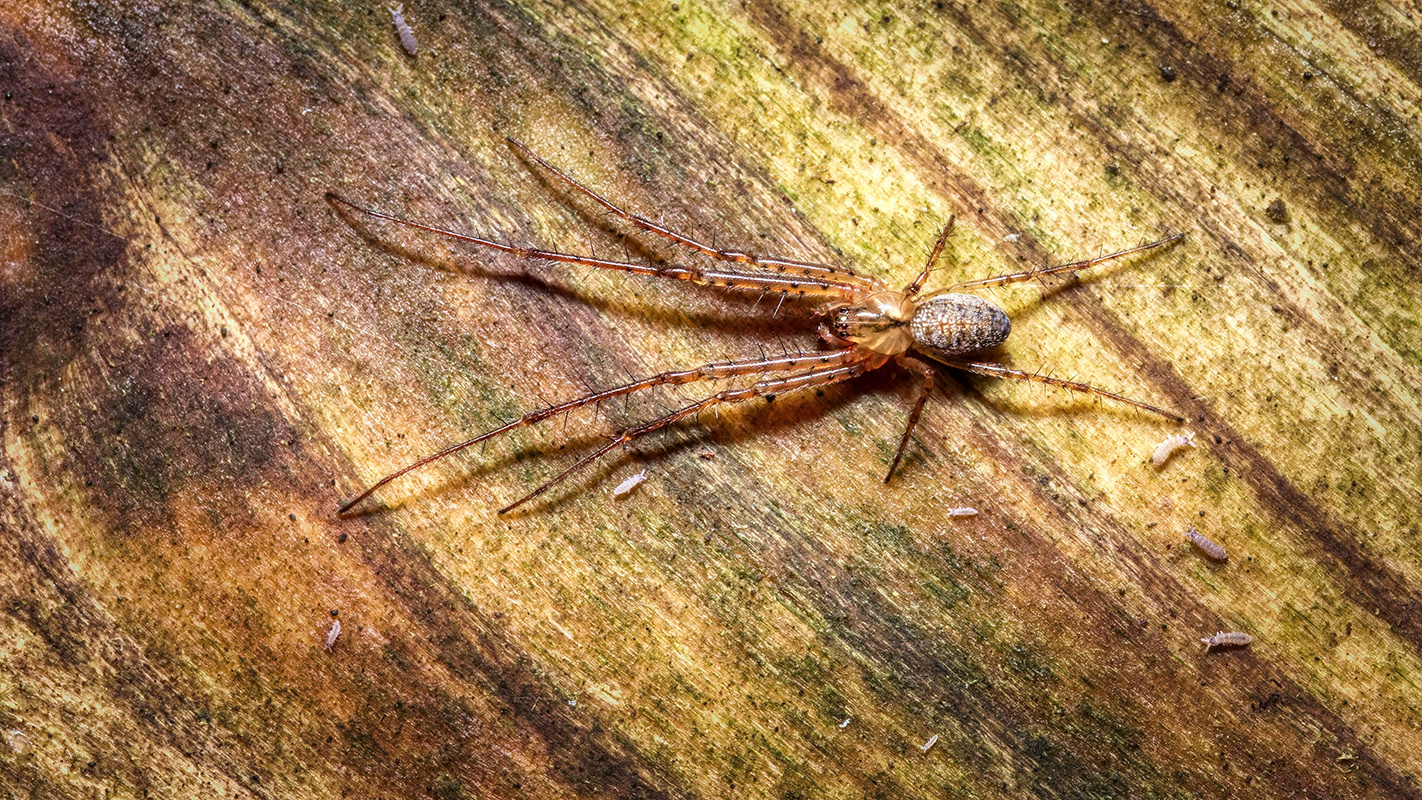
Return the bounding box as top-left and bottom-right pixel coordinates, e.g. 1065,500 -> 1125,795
920,734 -> 939,753
1200,631 -> 1251,651
945,507 -> 978,517
389,4 -> 417,54
331,139 -> 1187,513
325,618 -> 341,651
1184,527 -> 1227,561
1152,431 -> 1195,467
612,469 -> 647,497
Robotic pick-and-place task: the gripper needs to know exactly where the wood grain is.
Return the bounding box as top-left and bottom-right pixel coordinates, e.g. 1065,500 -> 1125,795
2,0 -> 1419,797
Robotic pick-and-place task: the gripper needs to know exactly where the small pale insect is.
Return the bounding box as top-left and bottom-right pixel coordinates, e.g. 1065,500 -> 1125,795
325,618 -> 341,652
920,734 -> 940,753
1184,527 -> 1227,561
3,729 -> 32,755
612,469 -> 647,497
945,506 -> 978,517
388,4 -> 417,55
1152,431 -> 1195,467
839,718 -> 851,729
1200,631 -> 1252,651
331,139 -> 1186,514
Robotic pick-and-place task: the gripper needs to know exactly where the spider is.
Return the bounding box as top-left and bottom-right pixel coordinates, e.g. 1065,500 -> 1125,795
330,138 -> 1184,514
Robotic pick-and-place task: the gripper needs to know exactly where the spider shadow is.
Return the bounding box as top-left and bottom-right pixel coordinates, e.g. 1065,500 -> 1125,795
958,237 -> 1181,329
325,193 -> 820,342
340,345 -> 1176,517
505,141 -> 840,324
495,349 -> 1181,515
931,354 -> 1179,424
934,240 -> 1185,419
346,362 -> 905,517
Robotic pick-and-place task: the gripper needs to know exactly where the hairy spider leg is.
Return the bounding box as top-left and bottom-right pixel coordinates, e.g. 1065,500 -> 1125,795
338,348 -> 862,513
947,360 -> 1185,422
885,355 -> 936,481
505,137 -> 884,292
904,216 -> 955,297
326,192 -> 866,299
499,352 -> 878,513
947,233 -> 1184,291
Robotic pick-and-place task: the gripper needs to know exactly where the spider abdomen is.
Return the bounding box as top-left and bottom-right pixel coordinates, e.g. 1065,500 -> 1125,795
909,294 -> 1011,355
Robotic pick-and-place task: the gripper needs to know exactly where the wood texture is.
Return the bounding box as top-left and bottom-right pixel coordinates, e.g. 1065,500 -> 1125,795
2,0 -> 1420,797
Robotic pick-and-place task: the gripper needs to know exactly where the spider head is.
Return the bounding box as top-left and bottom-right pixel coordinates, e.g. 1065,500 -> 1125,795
824,291 -> 916,355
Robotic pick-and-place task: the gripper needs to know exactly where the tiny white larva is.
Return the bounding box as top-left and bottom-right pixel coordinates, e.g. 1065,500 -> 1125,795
945,506 -> 978,517
920,734 -> 939,753
1184,527 -> 1228,561
1152,431 -> 1195,467
325,618 -> 341,652
388,4 -> 417,55
1200,631 -> 1251,651
3,729 -> 32,755
612,469 -> 647,498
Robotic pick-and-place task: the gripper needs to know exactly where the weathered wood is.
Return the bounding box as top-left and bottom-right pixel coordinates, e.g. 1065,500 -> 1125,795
2,0 -> 1419,797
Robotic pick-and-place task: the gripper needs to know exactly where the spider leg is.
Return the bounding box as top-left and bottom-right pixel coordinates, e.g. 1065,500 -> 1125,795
947,360 -> 1185,422
948,233 -> 1184,291
499,351 -> 878,513
886,355 -> 936,482
505,137 -> 885,292
326,192 -> 864,300
904,216 -> 954,297
338,348 -> 862,513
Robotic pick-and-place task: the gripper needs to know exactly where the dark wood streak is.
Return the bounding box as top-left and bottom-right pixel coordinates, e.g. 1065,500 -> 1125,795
338,513 -> 686,800
1000,416 -> 1420,799
950,0 -> 1422,656
0,42 -> 278,796
0,8 -> 690,796
1079,0 -> 1422,267
0,475 -> 267,796
1076,292 -> 1422,656
1319,0 -> 1422,90
741,0 -> 1422,658
6,0 -> 1419,794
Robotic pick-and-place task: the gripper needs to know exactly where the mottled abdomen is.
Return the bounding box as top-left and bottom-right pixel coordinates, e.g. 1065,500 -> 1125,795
909,293 -> 1011,355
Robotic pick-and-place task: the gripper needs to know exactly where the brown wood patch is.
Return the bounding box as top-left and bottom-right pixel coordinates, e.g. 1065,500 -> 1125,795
2,1 -> 1419,798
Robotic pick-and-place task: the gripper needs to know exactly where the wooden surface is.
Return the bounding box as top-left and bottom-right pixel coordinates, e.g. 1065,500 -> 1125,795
2,0 -> 1420,797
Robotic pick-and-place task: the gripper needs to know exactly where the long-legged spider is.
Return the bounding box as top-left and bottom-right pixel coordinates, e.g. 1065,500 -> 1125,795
331,139 -> 1183,514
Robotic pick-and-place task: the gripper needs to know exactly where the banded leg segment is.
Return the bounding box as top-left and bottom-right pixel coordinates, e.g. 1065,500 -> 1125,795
338,348 -> 861,513
885,355 -> 936,482
326,192 -> 864,298
505,137 -> 883,292
948,360 -> 1185,422
904,216 -> 955,297
948,233 -> 1184,291
500,353 -> 877,513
